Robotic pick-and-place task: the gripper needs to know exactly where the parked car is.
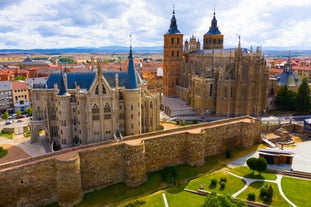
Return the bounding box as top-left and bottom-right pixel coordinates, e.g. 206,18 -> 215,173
5,121 -> 11,125
17,115 -> 25,119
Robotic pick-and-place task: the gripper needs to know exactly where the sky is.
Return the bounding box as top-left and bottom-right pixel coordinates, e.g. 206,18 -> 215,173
0,0 -> 311,50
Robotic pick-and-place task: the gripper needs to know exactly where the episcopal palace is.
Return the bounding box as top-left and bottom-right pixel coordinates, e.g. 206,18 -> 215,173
30,47 -> 160,149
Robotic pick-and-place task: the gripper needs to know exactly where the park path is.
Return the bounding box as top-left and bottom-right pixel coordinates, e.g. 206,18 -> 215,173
229,172 -> 297,207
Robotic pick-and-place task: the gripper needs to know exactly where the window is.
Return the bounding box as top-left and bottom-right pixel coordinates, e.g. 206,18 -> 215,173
104,114 -> 111,119
177,50 -> 179,57
92,104 -> 99,120
209,84 -> 213,97
104,103 -> 111,113
172,51 -> 174,57
102,85 -> 106,94
95,85 -> 99,94
177,37 -> 180,45
131,114 -> 133,119
150,102 -> 153,108
131,105 -> 133,110
171,37 -> 174,44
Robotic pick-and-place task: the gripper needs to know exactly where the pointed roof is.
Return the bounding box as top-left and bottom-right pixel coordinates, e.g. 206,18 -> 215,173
58,70 -> 67,95
166,6 -> 181,34
205,10 -> 221,35
125,45 -> 138,89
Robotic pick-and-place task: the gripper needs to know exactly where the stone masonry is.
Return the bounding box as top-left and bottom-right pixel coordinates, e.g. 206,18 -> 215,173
0,116 -> 261,207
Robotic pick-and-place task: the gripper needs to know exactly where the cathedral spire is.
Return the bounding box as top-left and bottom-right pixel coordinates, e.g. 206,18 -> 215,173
205,9 -> 221,35
125,35 -> 138,89
166,6 -> 181,34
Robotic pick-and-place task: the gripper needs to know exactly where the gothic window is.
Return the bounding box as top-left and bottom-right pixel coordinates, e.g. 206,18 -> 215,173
224,86 -> 228,99
230,87 -> 233,98
92,104 -> 99,120
95,85 -> 99,94
209,84 -> 213,97
242,65 -> 248,81
119,93 -> 123,100
104,103 -> 111,113
171,37 -> 174,45
150,102 -> 153,108
177,37 -> 180,45
102,85 -> 106,94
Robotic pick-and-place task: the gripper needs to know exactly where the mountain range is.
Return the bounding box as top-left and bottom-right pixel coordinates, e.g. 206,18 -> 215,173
0,46 -> 310,57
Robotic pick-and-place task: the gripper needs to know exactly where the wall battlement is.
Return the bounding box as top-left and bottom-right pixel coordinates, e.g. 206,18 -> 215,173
0,116 -> 261,207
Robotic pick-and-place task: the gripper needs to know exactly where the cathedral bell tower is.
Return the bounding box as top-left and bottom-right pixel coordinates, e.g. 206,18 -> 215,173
203,10 -> 224,50
163,7 -> 183,97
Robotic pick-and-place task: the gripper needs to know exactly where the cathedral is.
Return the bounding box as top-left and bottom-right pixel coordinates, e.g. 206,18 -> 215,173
30,46 -> 160,149
163,9 -> 269,117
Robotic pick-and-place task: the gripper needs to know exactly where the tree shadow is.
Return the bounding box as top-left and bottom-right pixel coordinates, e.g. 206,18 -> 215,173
244,173 -> 264,180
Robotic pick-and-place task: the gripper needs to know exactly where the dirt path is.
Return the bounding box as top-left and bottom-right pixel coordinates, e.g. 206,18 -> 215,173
0,144 -> 31,164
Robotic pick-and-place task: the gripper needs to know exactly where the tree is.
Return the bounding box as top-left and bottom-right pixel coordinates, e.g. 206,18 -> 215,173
275,85 -> 297,110
296,77 -> 310,112
202,192 -> 247,207
256,157 -> 267,175
16,109 -> 22,117
26,107 -> 32,115
1,111 -> 9,120
246,157 -> 257,174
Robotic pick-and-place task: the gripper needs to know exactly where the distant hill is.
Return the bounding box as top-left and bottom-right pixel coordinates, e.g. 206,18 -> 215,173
0,46 -> 310,57
0,46 -> 163,54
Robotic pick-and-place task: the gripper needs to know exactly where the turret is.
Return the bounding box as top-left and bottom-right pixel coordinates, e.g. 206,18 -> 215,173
124,41 -> 141,135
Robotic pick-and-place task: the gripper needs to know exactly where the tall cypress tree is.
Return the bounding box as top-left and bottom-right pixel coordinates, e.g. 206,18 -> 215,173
296,77 -> 310,112
275,85 -> 297,110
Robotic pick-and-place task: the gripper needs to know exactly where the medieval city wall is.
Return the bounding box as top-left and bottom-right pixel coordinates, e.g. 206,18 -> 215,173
0,116 -> 261,207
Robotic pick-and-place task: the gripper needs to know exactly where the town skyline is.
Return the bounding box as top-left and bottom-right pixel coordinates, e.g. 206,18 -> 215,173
0,0 -> 311,50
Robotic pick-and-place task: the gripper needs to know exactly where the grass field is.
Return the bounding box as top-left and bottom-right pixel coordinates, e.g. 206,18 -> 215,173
281,177 -> 311,207
186,169 -> 245,195
0,131 -> 13,139
230,166 -> 277,180
237,181 -> 291,207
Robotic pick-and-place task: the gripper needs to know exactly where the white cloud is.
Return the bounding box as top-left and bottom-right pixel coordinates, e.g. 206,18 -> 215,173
0,0 -> 310,49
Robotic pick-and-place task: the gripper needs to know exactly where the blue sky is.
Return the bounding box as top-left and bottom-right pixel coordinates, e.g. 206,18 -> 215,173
0,0 -> 310,49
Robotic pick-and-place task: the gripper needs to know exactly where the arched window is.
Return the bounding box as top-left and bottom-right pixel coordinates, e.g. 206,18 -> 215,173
177,37 -> 180,45
102,85 -> 106,94
171,37 -> 174,44
150,102 -> 153,108
172,51 -> 174,57
177,50 -> 179,57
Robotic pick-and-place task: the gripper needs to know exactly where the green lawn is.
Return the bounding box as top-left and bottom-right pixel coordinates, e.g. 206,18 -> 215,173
281,176 -> 311,207
230,166 -> 277,180
166,190 -> 205,207
237,181 -> 291,207
0,147 -> 8,158
186,170 -> 245,196
0,131 -> 13,139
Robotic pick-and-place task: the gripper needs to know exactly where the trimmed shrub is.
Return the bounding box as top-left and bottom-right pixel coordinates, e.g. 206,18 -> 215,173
125,200 -> 146,207
225,150 -> 232,159
210,178 -> 217,186
219,181 -> 226,189
192,120 -> 198,124
176,120 -> 180,125
247,192 -> 256,201
220,177 -> 227,183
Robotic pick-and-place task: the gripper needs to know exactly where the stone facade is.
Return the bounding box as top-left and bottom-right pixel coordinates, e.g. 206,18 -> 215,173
30,48 -> 161,149
163,9 -> 269,116
0,116 -> 261,207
